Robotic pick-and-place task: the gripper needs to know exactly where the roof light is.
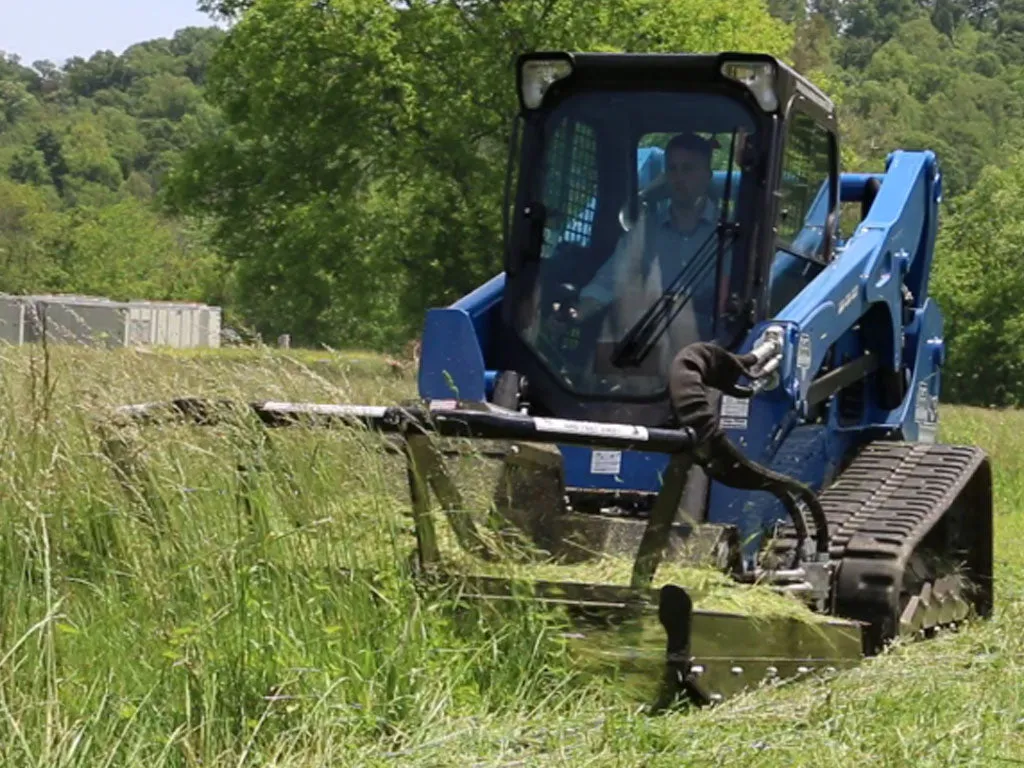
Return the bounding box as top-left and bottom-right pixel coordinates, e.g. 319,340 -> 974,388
721,60 -> 779,112
520,58 -> 572,109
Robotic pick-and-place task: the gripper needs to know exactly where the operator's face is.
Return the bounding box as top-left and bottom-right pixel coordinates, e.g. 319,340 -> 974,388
666,147 -> 711,210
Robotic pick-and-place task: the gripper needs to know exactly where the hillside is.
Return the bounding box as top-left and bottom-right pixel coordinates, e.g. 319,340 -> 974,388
0,28 -> 229,309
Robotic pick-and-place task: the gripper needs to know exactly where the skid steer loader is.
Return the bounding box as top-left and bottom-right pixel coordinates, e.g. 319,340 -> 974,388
109,51 -> 994,708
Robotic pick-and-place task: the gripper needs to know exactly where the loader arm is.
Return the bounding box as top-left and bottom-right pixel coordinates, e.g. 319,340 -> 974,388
771,151 -> 941,428
704,151 -> 944,545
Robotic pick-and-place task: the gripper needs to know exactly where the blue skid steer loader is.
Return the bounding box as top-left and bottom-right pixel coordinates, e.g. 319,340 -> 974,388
112,51 -> 994,709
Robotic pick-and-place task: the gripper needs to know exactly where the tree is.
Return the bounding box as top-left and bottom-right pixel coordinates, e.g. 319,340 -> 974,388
0,180 -> 65,293
0,25 -> 228,305
932,150 -> 1024,406
168,0 -> 793,348
58,199 -> 222,301
197,0 -> 253,20
996,0 -> 1024,62
34,129 -> 70,196
0,79 -> 34,127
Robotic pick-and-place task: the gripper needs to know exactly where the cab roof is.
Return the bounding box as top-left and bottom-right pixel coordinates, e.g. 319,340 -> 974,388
518,50 -> 835,118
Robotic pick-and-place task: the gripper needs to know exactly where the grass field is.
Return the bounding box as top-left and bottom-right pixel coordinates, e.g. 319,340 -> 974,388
0,343 -> 1021,767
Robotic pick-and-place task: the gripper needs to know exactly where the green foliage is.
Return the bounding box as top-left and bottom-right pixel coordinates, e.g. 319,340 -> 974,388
0,178 -> 65,292
0,28 -> 227,311
931,150 -> 1024,407
162,0 -> 1024,367
832,18 -> 1024,195
167,0 -> 792,348
59,200 -> 224,301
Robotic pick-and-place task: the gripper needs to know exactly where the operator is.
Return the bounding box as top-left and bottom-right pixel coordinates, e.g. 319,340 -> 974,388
574,132 -> 726,374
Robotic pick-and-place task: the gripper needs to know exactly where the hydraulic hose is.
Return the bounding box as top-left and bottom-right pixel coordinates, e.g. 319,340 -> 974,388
668,342 -> 831,560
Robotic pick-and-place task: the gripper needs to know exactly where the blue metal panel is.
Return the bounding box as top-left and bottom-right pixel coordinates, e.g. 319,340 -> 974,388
418,308 -> 488,401
705,151 -> 943,556
419,272 -> 505,402
561,445 -> 668,492
450,271 -> 505,313
703,326 -> 806,544
708,423 -> 849,554
902,154 -> 942,311
450,272 -> 505,363
777,151 -> 939,400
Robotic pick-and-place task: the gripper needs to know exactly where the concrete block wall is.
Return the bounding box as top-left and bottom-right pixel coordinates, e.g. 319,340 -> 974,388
0,294 -> 223,350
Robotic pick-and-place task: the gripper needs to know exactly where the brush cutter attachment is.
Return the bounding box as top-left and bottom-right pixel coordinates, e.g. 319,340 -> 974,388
102,344 -> 870,709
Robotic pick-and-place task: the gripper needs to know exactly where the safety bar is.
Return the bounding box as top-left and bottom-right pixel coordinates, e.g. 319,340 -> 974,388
111,398 -> 699,455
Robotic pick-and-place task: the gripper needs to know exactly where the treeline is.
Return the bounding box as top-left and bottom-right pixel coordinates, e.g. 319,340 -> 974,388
0,28 -> 228,305
4,1 -> 1024,405
776,1 -> 1024,405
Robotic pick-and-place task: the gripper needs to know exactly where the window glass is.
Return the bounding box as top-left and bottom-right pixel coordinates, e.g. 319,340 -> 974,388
776,111 -> 832,258
539,118 -> 598,256
768,111 -> 834,315
515,89 -> 758,398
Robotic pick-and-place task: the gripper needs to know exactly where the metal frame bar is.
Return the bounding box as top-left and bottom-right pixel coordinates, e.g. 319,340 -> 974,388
111,399 -> 699,454
109,398 -> 702,579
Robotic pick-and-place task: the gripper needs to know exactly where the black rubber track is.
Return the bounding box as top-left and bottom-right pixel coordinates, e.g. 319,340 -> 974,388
766,441 -> 994,653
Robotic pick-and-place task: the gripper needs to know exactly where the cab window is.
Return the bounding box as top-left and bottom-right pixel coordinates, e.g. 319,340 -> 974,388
768,110 -> 835,315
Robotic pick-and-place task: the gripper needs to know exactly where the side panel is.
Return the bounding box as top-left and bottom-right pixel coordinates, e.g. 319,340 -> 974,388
419,308 -> 489,401
0,297 -> 24,345
706,152 -> 944,556
703,327 -> 853,546
419,273 -> 504,402
209,307 -> 222,348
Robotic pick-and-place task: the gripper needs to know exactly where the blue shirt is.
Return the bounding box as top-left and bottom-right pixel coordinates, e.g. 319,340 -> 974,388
581,198 -> 721,330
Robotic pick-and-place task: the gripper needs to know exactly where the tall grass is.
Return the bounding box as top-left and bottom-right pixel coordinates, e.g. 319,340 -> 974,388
0,345 -> 596,766
0,343 -> 1021,766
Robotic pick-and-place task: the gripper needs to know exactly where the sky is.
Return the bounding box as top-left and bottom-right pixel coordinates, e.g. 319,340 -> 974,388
0,0 -> 222,67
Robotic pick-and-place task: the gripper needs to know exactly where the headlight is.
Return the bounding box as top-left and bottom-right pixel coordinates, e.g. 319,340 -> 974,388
520,58 -> 573,110
721,60 -> 779,112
